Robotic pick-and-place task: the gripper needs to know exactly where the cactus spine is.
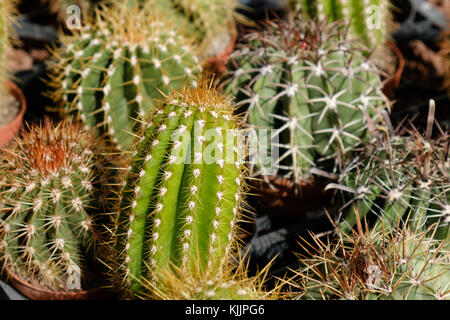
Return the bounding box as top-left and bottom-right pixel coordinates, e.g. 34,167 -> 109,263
49,4 -> 200,150
0,119 -> 112,291
293,225 -> 450,300
290,0 -> 391,50
223,17 -> 389,185
327,101 -> 449,238
113,80 -> 246,297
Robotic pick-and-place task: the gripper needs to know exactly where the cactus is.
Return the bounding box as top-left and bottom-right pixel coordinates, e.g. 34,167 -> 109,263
42,0 -> 102,19
0,0 -> 15,99
0,118 -> 113,291
140,257 -> 279,300
48,4 -> 200,150
146,0 -> 241,60
289,0 -> 391,51
223,16 -> 389,185
110,80 -> 247,297
292,224 -> 450,300
326,101 -> 449,239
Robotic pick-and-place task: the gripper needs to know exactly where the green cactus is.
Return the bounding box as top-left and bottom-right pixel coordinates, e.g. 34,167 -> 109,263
145,0 -> 241,60
111,80 -> 247,297
223,16 -> 389,185
326,101 -> 449,239
292,225 -> 450,300
49,4 -> 200,150
0,118 -> 114,291
141,258 -> 279,300
289,0 -> 391,51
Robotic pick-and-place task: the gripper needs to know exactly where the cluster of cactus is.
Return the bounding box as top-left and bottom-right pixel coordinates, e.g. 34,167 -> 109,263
146,0 -> 241,59
49,3 -> 200,150
223,16 -> 389,185
292,224 -> 449,300
0,119 -> 113,291
110,80 -> 248,298
326,101 -> 449,239
289,0 -> 391,51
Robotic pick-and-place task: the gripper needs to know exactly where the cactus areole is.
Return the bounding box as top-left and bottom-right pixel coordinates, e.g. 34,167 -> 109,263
115,81 -> 246,295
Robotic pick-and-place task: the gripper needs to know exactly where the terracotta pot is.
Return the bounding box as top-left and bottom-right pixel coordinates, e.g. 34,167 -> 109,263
250,175 -> 331,218
3,266 -> 117,300
0,81 -> 27,148
206,33 -> 237,75
381,40 -> 405,99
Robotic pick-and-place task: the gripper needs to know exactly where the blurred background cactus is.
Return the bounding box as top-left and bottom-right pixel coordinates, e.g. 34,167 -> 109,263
48,4 -> 200,150
223,16 -> 389,186
110,80 -> 248,298
292,224 -> 449,300
0,118 -> 113,292
289,0 -> 392,52
327,101 -> 449,239
0,0 -> 16,99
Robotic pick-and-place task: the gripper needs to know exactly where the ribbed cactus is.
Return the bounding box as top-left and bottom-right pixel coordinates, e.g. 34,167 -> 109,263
0,119 -> 112,291
290,0 -> 391,50
0,0 -> 15,99
147,0 -> 240,59
49,4 -> 200,150
112,80 -> 247,297
141,260 -> 278,300
327,101 -> 449,239
223,16 -> 389,185
293,225 -> 449,300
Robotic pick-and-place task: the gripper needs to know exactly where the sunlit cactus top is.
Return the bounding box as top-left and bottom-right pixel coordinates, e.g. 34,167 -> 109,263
223,16 -> 390,185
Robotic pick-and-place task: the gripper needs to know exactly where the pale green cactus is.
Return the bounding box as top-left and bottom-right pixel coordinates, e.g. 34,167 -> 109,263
290,0 -> 392,51
0,0 -> 16,99
223,16 -> 389,185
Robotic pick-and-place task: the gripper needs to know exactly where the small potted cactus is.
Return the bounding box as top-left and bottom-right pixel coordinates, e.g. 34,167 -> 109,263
48,3 -> 200,151
222,15 -> 390,216
326,100 -> 449,239
0,118 -> 116,300
0,0 -> 27,148
107,79 -> 252,299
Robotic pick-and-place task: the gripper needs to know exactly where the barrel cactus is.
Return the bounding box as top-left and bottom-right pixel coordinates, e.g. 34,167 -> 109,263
289,0 -> 391,51
327,101 -> 449,239
49,4 -> 200,150
223,16 -> 389,185
110,80 -> 247,297
0,118 -> 114,291
292,225 -> 449,300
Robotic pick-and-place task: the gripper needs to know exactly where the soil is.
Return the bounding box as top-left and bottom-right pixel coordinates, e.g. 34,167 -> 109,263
0,91 -> 21,128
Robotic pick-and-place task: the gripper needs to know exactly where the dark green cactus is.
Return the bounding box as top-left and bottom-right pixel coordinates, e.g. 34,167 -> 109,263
292,225 -> 450,300
290,0 -> 391,50
223,16 -> 389,185
111,80 -> 247,297
0,119 -> 113,291
49,4 -> 200,150
327,101 -> 449,239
